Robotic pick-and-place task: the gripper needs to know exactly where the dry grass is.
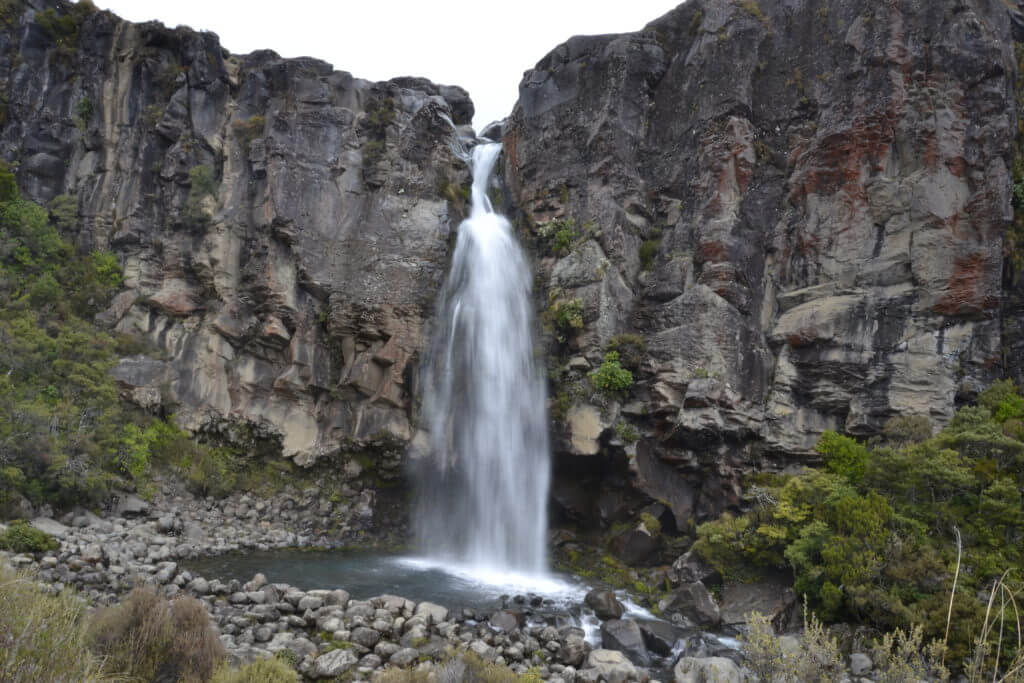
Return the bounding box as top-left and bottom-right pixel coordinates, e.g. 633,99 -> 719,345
965,571 -> 1024,682
210,654 -> 300,682
88,585 -> 225,682
741,603 -> 842,682
0,566 -> 118,682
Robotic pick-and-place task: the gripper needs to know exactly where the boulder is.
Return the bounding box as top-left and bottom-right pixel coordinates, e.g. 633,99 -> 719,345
600,619 -> 649,666
489,609 -> 523,632
584,588 -> 625,620
414,601 -> 448,625
580,649 -> 639,683
659,581 -> 721,628
312,648 -> 358,678
608,527 -> 663,566
638,620 -> 689,657
389,648 -> 420,667
719,580 -> 796,628
29,517 -> 69,538
669,550 -> 720,586
674,656 -> 749,683
115,494 -> 150,518
557,628 -> 589,667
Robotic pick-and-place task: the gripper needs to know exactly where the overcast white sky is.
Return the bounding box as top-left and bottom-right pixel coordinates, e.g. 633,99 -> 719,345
91,0 -> 682,129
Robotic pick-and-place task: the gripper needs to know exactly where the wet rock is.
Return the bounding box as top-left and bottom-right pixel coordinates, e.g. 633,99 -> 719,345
600,619 -> 649,666
584,589 -> 625,620
558,629 -> 589,667
638,620 -> 688,657
489,609 -> 523,632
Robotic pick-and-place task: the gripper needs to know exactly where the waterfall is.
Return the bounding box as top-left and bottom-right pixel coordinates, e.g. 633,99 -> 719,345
414,141 -> 550,576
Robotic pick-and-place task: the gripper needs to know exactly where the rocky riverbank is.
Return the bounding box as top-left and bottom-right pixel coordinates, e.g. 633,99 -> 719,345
1,486 -> 897,683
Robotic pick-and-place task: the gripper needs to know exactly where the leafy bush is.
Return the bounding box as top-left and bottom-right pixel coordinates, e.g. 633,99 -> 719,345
589,351 -> 633,395
0,566 -> 112,682
816,430 -> 869,482
694,380 -> 1024,666
0,520 -> 59,553
537,218 -> 579,257
0,172 -> 136,507
614,421 -> 640,443
210,654 -> 299,683
543,295 -> 584,343
88,586 -> 225,682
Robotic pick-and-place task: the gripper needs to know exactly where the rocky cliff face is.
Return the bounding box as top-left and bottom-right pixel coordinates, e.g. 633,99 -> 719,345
505,0 -> 1020,528
2,0 -> 1022,537
0,0 -> 472,466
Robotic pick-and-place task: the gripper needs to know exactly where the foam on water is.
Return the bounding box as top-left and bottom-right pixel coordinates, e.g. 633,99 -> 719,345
396,555 -> 586,601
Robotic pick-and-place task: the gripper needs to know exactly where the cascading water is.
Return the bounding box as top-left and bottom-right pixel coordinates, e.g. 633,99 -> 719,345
414,141 -> 550,577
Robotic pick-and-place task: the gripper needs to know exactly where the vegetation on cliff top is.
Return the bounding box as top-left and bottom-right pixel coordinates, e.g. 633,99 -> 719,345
694,380 -> 1024,668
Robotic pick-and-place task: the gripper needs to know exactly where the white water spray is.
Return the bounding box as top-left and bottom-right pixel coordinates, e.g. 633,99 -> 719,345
414,142 -> 550,576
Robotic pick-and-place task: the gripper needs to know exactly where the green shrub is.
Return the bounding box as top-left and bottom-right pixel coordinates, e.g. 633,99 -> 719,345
0,520 -> 59,553
589,351 -> 633,395
639,511 -> 661,536
35,8 -> 78,47
816,430 -> 869,482
606,333 -> 645,370
639,239 -> 660,271
88,586 -> 225,682
881,415 -> 932,446
231,115 -> 265,144
543,296 -> 584,343
614,421 -> 640,443
210,654 -> 299,683
537,218 -> 579,257
74,98 -> 92,131
47,193 -> 78,231
0,566 -> 113,682
695,380 -> 1024,667
0,160 -> 17,201
184,165 -> 217,229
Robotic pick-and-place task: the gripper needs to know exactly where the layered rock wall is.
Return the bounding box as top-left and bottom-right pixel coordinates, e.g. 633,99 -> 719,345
0,0 -> 472,465
505,0 -> 1019,525
2,0 -> 1022,532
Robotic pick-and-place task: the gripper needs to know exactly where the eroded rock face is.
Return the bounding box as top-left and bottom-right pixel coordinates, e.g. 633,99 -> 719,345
0,1 -> 472,465
506,0 -> 1019,524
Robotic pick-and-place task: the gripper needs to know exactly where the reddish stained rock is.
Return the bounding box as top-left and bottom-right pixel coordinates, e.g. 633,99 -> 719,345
934,253 -> 1000,316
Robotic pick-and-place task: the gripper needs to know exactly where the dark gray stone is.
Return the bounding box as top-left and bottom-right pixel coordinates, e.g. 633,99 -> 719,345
584,589 -> 625,620
599,619 -> 649,666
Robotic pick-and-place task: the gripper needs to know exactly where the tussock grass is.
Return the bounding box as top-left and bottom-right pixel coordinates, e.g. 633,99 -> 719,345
210,654 -> 300,683
88,585 -> 225,682
0,566 -> 117,682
